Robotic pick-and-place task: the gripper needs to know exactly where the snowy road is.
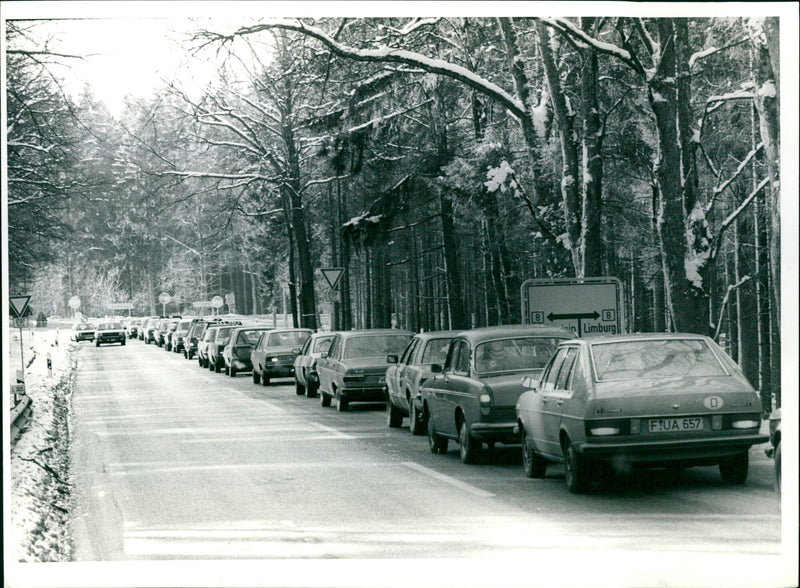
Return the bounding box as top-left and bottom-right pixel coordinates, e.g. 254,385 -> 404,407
66,338 -> 786,583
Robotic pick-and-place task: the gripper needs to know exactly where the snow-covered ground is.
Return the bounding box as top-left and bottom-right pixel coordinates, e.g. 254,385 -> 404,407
7,323 -> 77,562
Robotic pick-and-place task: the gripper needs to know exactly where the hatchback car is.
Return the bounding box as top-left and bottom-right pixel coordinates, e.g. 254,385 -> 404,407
251,328 -> 314,386
71,322 -> 96,342
141,317 -> 161,343
170,318 -> 196,354
515,333 -> 769,493
185,320 -> 215,359
94,321 -> 126,346
223,326 -> 271,377
207,324 -> 241,372
125,318 -> 142,339
423,325 -> 572,464
386,331 -> 458,434
317,329 -> 414,411
293,332 -> 335,397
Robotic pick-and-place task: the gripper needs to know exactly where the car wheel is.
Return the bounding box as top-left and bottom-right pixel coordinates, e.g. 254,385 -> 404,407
427,413 -> 448,455
337,395 -> 349,412
214,361 -> 222,373
775,441 -> 781,493
224,364 -> 229,375
121,339 -> 126,346
387,400 -> 403,428
563,440 -> 590,494
459,420 -> 481,464
409,401 -> 425,436
261,374 -> 270,386
320,391 -> 332,407
719,452 -> 749,485
253,370 -> 261,384
229,366 -> 237,378
521,426 -> 547,478
295,380 -> 306,396
306,381 -> 318,399
95,340 -> 100,347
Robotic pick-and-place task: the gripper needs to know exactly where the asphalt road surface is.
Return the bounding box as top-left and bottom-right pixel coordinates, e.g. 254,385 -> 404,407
67,339 -> 786,584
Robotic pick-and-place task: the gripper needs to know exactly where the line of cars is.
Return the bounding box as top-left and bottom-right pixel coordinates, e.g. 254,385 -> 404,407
127,318 -> 774,494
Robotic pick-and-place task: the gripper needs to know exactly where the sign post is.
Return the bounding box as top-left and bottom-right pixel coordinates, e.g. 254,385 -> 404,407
521,277 -> 624,337
320,268 -> 344,290
10,295 -> 31,394
211,295 -> 224,316
158,292 -> 171,316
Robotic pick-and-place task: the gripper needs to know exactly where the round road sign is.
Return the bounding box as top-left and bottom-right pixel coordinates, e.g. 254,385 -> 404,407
211,295 -> 224,308
68,296 -> 81,309
158,292 -> 172,305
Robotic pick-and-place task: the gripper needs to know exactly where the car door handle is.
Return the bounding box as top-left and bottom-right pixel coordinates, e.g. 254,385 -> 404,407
556,399 -> 564,407
541,397 -> 548,405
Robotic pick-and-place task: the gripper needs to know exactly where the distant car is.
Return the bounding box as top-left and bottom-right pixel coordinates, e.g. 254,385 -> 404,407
293,332 -> 335,397
94,321 -> 126,346
766,408 -> 781,492
197,325 -> 220,368
386,331 -> 458,435
223,326 -> 271,377
185,320 -> 217,359
251,328 -> 314,386
424,325 -> 572,464
71,322 -> 96,342
141,317 -> 160,343
170,319 -> 196,354
125,318 -> 142,339
516,333 -> 770,493
207,324 -> 241,372
162,318 -> 181,351
317,329 -> 414,411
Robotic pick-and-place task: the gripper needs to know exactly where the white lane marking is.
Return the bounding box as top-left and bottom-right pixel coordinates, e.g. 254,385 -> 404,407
402,461 -> 495,498
109,462 -> 389,475
308,422 -> 356,440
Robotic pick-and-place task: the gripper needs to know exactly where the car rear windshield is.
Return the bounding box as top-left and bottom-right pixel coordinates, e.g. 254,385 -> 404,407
420,338 -> 453,365
267,331 -> 312,347
217,326 -> 235,343
99,322 -> 122,330
474,337 -> 564,374
343,334 -> 412,360
590,338 -> 728,381
236,330 -> 265,345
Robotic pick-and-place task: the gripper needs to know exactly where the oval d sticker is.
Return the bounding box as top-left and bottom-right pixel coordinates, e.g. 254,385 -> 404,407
703,396 -> 724,410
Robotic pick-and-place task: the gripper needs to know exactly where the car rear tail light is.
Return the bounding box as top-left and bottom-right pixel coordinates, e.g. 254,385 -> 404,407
731,419 -> 759,429
590,426 -> 621,436
586,419 -> 629,437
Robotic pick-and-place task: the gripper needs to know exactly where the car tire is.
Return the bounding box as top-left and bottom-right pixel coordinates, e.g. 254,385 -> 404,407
564,440 -> 590,494
295,380 -> 306,396
320,391 -> 332,407
122,339 -> 126,346
427,413 -> 448,455
337,395 -> 348,412
387,400 -> 403,428
521,426 -> 547,478
409,401 -> 425,436
229,366 -> 237,378
719,452 -> 749,484
306,382 -> 318,399
459,420 -> 481,465
261,374 -> 270,386
224,364 -> 229,375
253,370 -> 261,384
775,441 -> 781,493
95,340 -> 100,347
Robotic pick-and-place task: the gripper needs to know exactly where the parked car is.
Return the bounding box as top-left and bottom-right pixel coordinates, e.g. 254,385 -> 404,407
386,331 -> 458,435
424,325 -> 572,464
515,333 -> 770,493
207,324 -> 242,372
71,322 -> 96,342
170,318 -> 197,354
94,321 -> 126,346
162,318 -> 181,351
766,408 -> 781,492
125,318 -> 143,339
293,332 -> 335,397
185,320 -> 215,359
251,328 -> 314,386
141,317 -> 160,343
317,329 -> 413,411
223,326 -> 271,377
197,325 -> 220,368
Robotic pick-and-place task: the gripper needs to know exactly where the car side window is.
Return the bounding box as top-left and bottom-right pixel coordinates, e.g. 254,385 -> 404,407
327,336 -> 341,359
453,341 -> 471,376
555,347 -> 579,390
300,337 -> 312,355
444,341 -> 460,373
399,339 -> 418,365
541,348 -> 568,391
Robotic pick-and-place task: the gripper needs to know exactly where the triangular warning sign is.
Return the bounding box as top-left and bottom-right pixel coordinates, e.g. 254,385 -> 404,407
10,295 -> 31,318
320,268 -> 344,290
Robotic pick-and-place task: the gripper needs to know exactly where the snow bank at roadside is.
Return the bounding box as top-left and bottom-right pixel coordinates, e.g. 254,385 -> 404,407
8,326 -> 77,562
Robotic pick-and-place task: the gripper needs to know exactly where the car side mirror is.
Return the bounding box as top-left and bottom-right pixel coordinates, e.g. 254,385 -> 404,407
292,347 -> 301,354
430,364 -> 443,374
387,354 -> 398,364
320,351 -> 328,358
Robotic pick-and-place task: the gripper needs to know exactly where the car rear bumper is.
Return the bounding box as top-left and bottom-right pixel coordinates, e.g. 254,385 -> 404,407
577,433 -> 769,464
263,365 -> 295,377
470,421 -> 518,442
340,386 -> 387,403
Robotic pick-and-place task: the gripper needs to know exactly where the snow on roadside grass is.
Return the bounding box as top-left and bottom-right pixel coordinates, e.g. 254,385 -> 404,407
9,325 -> 76,561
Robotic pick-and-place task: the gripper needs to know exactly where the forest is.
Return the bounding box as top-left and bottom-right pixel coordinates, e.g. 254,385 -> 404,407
5,16 -> 782,408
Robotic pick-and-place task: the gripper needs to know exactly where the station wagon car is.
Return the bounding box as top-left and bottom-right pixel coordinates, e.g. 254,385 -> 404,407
94,321 -> 126,346
223,326 -> 271,377
515,333 -> 769,493
386,331 -> 458,435
317,329 -> 413,411
293,332 -> 335,397
251,328 -> 313,386
423,325 -> 572,464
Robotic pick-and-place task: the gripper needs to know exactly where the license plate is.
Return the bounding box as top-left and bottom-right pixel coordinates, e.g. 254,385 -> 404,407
649,417 -> 703,433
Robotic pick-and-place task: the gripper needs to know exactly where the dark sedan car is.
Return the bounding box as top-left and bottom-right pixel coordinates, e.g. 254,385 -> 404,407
386,331 -> 458,434
423,325 -> 572,464
316,329 -> 414,411
293,332 -> 335,397
207,324 -> 242,372
94,321 -> 126,346
251,328 -> 313,386
223,326 -> 271,377
516,333 -> 769,493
